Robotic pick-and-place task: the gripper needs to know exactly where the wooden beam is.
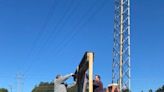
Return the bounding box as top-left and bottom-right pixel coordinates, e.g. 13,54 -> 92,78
87,52 -> 94,92
71,52 -> 94,92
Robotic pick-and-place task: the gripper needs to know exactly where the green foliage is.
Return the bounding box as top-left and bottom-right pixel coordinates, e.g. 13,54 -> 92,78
67,85 -> 77,92
149,89 -> 153,92
0,88 -> 8,92
122,88 -> 130,92
156,85 -> 164,92
146,85 -> 164,92
32,81 -> 77,92
32,82 -> 54,92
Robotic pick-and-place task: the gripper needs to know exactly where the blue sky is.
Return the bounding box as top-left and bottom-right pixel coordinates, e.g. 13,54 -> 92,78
0,0 -> 164,92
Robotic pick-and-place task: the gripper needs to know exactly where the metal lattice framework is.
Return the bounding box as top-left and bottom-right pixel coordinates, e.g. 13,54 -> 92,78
112,0 -> 130,91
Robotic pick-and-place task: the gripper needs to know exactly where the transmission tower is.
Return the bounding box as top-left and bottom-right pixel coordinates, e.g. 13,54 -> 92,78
16,73 -> 24,92
112,0 -> 130,91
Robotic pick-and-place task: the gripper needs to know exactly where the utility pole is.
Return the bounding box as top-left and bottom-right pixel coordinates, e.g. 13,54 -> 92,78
16,73 -> 24,92
112,0 -> 131,91
9,85 -> 12,92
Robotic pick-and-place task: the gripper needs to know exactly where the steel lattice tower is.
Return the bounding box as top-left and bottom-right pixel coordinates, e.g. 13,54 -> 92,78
16,73 -> 24,92
112,0 -> 130,91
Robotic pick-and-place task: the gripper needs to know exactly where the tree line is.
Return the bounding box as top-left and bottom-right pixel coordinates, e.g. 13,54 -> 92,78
0,88 -> 8,92
30,82 -> 164,92
1,84 -> 164,92
148,85 -> 164,92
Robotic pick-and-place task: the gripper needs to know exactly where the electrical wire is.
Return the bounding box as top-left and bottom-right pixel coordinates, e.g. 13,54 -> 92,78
50,0 -> 109,58
23,0 -> 59,76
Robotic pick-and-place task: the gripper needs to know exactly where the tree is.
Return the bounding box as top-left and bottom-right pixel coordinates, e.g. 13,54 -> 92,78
156,85 -> 164,92
0,88 -> 8,92
32,81 -> 77,92
149,89 -> 153,92
32,82 -> 54,92
122,88 -> 130,92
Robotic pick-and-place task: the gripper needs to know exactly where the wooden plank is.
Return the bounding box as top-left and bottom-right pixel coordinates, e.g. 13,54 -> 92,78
68,52 -> 94,92
87,52 -> 94,92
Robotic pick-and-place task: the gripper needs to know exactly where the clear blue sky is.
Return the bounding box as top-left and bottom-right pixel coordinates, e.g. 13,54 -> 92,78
0,0 -> 164,92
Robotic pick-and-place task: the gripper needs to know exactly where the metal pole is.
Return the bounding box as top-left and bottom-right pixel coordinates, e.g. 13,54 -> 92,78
128,0 -> 131,89
119,0 -> 123,91
9,85 -> 12,92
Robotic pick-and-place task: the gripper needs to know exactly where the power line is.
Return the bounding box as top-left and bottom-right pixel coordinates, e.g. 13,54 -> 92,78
23,0 -> 80,76
50,0 -> 109,58
33,0 -> 80,53
24,0 -> 109,79
23,0 -> 59,76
